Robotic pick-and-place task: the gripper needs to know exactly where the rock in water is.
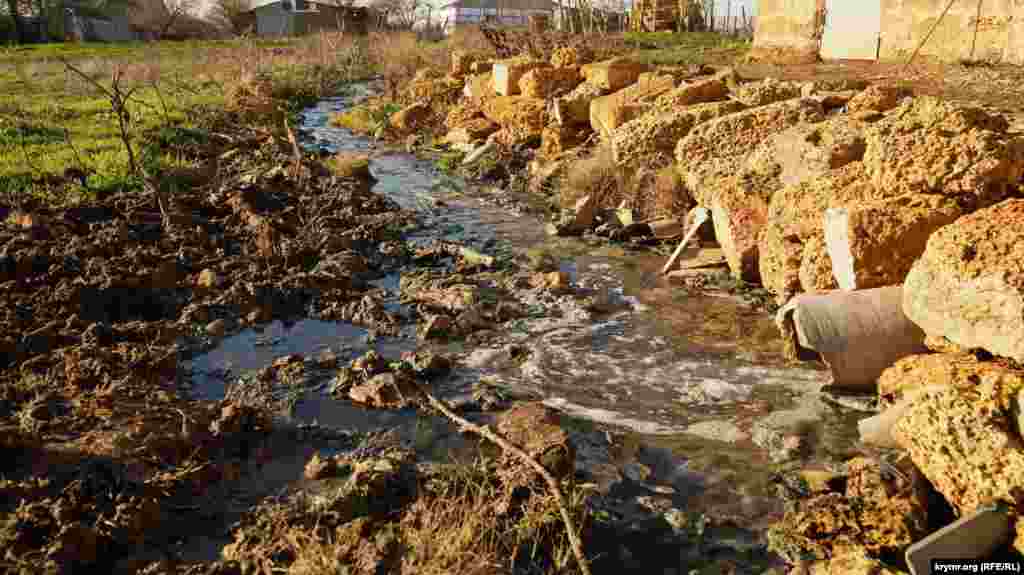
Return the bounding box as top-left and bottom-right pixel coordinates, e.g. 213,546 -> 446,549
495,402 -> 575,480
767,455 -> 929,570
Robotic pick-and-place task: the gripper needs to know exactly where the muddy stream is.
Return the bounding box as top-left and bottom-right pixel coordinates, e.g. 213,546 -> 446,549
178,85 -> 868,570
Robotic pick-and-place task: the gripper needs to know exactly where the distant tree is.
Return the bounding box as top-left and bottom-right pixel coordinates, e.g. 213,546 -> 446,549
157,0 -> 197,36
2,0 -> 61,43
209,0 -> 252,33
370,0 -> 421,30
2,0 -> 29,43
127,0 -> 199,38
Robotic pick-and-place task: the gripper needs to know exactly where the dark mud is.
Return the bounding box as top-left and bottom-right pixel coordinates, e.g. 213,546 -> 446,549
0,83 -> 866,575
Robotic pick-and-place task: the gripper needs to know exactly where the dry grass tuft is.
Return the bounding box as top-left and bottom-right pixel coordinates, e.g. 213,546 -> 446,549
216,447 -> 591,575
398,462 -> 511,575
225,71 -> 279,119
371,31 -> 448,101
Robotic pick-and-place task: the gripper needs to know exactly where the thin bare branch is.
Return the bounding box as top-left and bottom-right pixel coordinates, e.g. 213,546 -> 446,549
416,386 -> 593,575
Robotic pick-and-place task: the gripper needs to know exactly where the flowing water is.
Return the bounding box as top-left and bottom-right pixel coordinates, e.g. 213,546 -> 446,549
182,86 -> 868,565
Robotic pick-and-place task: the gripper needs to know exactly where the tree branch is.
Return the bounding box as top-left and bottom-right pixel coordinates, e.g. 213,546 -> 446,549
59,57 -> 170,225
416,386 -> 593,575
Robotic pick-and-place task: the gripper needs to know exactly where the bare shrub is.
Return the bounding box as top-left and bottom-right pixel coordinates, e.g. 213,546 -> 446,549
220,453 -> 590,575
209,0 -> 253,34
445,25 -> 496,58
369,30 -> 446,100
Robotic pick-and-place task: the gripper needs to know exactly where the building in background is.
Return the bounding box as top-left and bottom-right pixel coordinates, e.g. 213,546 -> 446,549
434,0 -> 553,33
432,0 -> 630,34
243,0 -> 371,36
754,0 -> 1022,63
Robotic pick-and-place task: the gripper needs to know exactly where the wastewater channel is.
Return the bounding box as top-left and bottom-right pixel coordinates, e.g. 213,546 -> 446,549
178,84 -> 869,570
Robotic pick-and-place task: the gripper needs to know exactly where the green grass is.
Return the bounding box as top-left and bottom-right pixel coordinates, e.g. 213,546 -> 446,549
624,31 -> 751,66
0,35 -> 372,201
0,38 -> 297,63
0,57 -> 221,200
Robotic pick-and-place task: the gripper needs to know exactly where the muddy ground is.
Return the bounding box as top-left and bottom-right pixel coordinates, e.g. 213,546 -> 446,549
10,30 -> 1024,575
0,77 -> 783,574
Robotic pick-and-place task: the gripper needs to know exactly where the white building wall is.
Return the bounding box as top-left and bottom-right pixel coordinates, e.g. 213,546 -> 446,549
441,3 -> 554,33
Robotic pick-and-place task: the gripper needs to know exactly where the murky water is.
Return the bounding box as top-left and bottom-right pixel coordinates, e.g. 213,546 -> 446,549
185,88 -> 864,544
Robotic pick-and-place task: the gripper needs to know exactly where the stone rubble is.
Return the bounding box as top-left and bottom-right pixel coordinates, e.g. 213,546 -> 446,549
492,57 -> 550,96
390,51 -> 1024,573
579,57 -> 650,91
518,65 -> 582,99
589,73 -> 678,140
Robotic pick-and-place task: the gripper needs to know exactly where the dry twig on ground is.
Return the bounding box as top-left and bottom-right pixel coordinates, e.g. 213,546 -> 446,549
416,385 -> 593,575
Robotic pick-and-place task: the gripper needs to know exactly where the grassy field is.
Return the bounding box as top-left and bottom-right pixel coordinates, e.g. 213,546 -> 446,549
0,35 -> 372,202
0,30 -> 750,205
625,30 -> 751,66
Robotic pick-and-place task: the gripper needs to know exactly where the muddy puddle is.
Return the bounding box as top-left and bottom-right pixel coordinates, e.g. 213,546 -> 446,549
182,87 -> 865,563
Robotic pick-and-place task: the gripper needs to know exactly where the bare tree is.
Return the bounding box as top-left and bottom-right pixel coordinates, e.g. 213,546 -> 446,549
2,0 -> 33,43
157,0 -> 196,36
127,0 -> 198,38
370,0 -> 420,29
209,0 -> 252,33
315,0 -> 354,32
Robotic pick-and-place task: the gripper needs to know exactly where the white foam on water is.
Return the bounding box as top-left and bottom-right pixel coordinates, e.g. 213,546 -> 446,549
543,397 -> 686,435
460,297 -> 834,433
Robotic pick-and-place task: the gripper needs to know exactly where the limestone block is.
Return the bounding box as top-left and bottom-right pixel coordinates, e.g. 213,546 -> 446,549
902,199 -> 1024,362
589,74 -> 676,139
825,193 -> 964,291
551,81 -> 607,126
863,96 -> 1024,209
519,66 -> 582,99
481,96 -> 547,136
893,384 -> 1024,515
580,57 -> 650,91
492,58 -> 550,96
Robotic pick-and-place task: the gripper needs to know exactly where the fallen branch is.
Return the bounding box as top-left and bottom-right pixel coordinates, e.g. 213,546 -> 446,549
416,386 -> 592,575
